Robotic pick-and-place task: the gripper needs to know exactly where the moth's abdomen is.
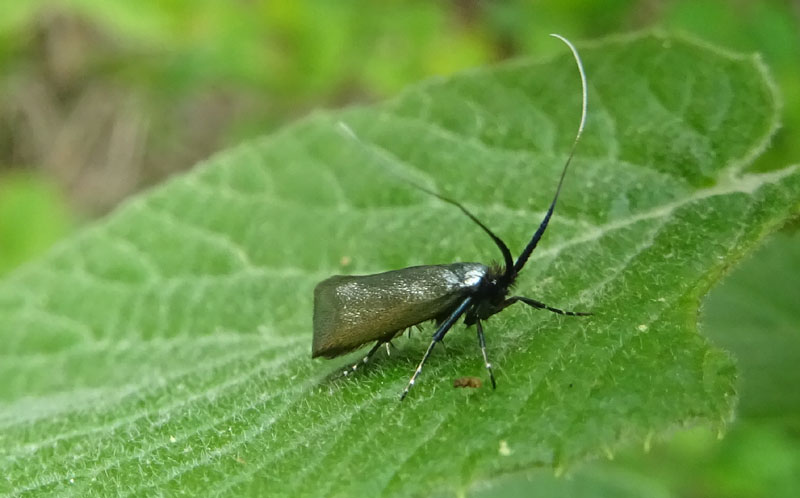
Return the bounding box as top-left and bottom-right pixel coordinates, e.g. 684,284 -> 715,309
312,263 -> 487,358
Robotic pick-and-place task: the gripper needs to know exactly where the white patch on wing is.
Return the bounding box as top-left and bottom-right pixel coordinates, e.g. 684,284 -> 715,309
462,266 -> 487,287
444,263 -> 488,290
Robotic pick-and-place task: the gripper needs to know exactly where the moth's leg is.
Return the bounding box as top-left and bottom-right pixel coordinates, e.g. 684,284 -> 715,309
504,296 -> 591,317
343,340 -> 386,376
475,319 -> 496,389
401,296 -> 473,401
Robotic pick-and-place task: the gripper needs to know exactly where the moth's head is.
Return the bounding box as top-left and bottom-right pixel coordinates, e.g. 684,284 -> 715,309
469,263 -> 511,318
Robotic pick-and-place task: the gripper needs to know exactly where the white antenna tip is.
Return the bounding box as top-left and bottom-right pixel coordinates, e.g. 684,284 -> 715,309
548,33 -> 587,138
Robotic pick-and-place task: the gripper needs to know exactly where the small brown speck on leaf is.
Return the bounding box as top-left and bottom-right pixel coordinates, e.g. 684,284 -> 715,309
453,376 -> 482,388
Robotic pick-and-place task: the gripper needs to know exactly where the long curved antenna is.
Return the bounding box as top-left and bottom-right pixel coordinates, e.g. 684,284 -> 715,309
513,33 -> 588,274
336,122 -> 515,274
395,180 -> 515,274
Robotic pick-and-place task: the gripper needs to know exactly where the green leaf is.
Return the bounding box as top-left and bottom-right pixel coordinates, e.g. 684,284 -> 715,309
467,466 -> 672,498
1,32 -> 798,496
472,228 -> 800,498
702,228 -> 800,423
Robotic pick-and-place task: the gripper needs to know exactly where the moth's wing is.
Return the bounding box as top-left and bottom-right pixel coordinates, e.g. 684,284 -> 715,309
312,263 -> 487,358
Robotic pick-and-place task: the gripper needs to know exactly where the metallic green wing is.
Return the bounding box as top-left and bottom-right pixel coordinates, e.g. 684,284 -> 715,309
312,263 -> 487,358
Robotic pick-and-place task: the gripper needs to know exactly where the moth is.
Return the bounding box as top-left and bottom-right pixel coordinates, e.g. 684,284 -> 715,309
313,34 -> 590,400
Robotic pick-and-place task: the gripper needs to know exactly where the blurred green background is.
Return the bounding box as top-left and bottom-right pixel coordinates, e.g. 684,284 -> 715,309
1,0 -> 798,496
